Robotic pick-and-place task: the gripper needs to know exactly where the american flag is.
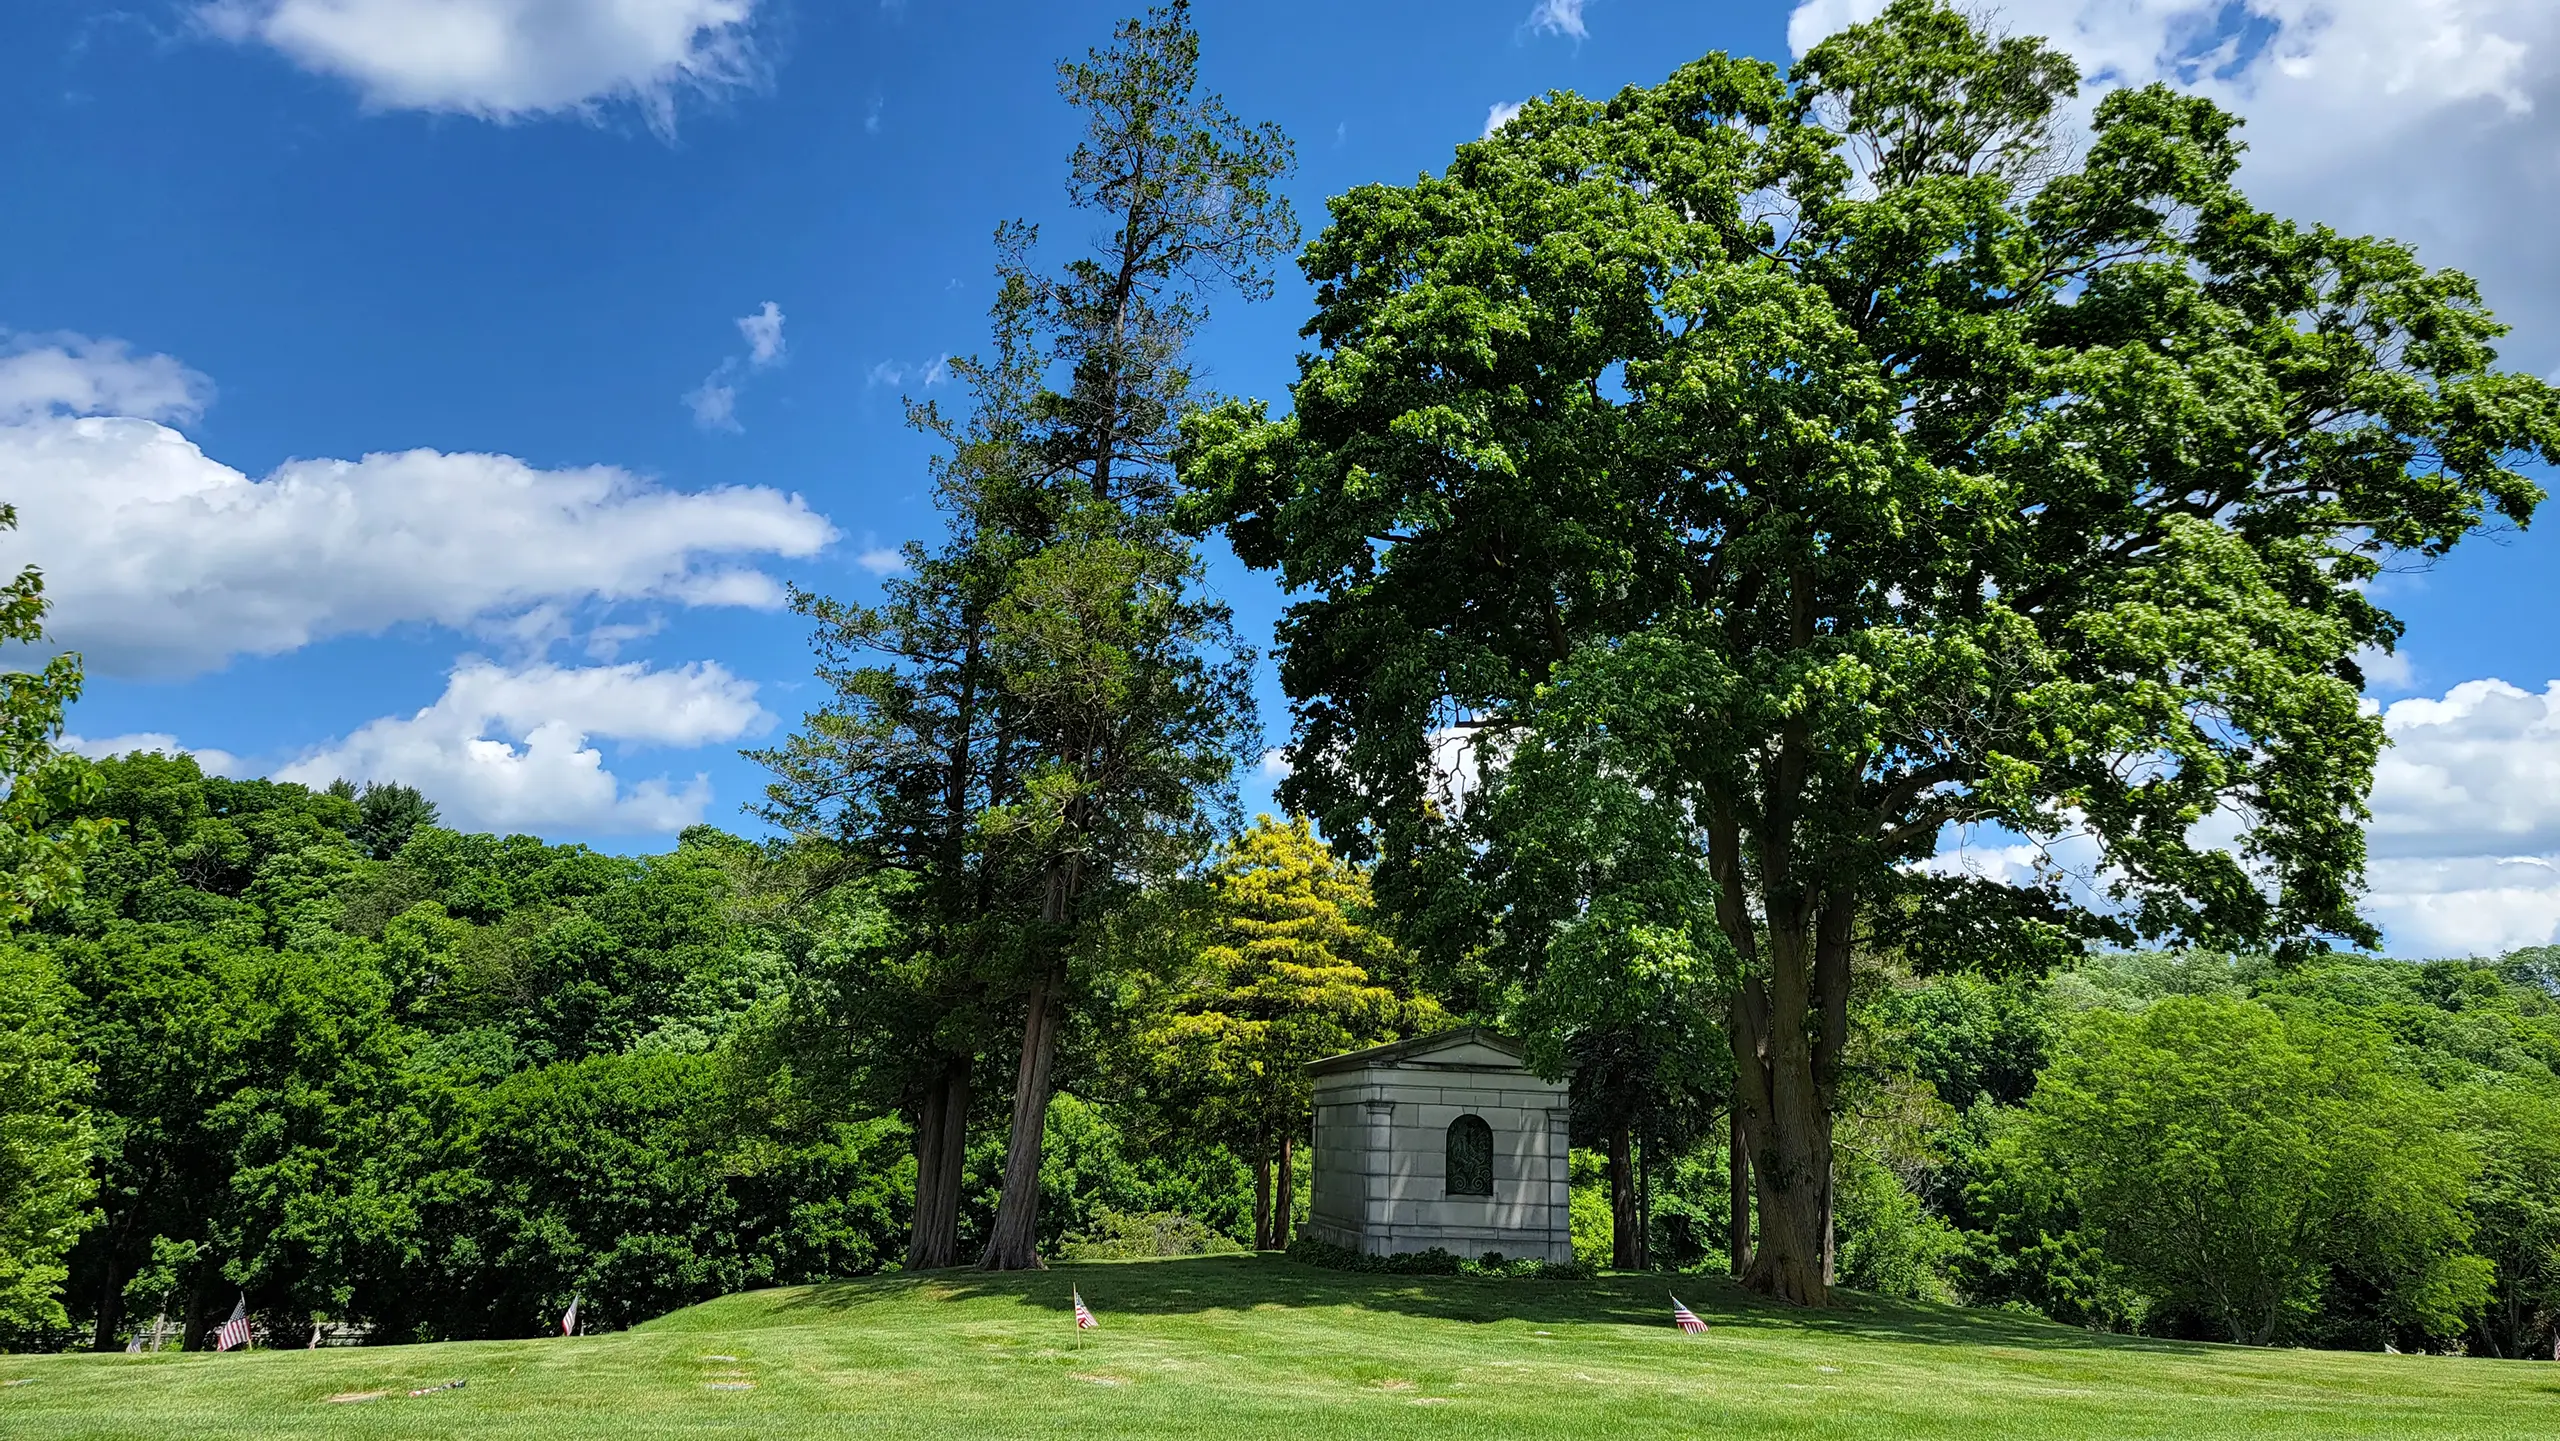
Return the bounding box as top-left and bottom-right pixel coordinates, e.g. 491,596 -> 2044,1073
1670,1296 -> 1707,1335
561,1296 -> 580,1337
214,1296 -> 251,1352
1072,1290 -> 1097,1331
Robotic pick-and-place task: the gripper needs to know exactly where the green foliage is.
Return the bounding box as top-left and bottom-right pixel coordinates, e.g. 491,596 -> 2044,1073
1060,1211 -> 1245,1260
0,506 -> 108,927
1125,816 -> 1435,1164
461,1052 -> 906,1336
1188,0 -> 2559,1302
1284,1235 -> 1591,1281
1004,1092 -> 1254,1256
0,947 -> 95,1341
1568,1149 -> 1613,1270
2455,1084 -> 2560,1358
2013,996 -> 2488,1346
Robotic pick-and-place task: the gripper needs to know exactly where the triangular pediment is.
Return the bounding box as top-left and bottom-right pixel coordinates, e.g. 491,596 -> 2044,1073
1305,1026 -> 1538,1076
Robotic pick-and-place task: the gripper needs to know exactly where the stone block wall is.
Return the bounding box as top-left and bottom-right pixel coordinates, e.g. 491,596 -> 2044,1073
1304,1065 -> 1571,1263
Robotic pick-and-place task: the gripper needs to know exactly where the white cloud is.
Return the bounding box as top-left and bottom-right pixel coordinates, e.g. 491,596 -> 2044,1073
1920,677 -> 2560,956
1526,0 -> 1587,41
0,332 -> 212,425
683,367 -> 739,430
2357,644 -> 2416,692
2360,678 -> 2560,954
0,332 -> 835,678
684,301 -> 786,431
736,300 -> 785,368
273,657 -> 768,835
866,354 -> 949,390
62,731 -> 245,777
1785,0 -> 2560,369
1482,100 -> 1526,138
853,546 -> 907,576
201,0 -> 760,130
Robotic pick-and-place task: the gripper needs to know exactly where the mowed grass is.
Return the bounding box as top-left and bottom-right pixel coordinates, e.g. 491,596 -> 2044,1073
4,1255 -> 2556,1440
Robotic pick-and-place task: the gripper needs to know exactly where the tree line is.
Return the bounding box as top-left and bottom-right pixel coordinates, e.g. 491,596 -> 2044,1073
4,0 -> 2560,1358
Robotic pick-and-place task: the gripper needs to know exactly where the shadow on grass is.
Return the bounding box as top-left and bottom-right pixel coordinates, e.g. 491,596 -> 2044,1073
722,1254 -> 2197,1358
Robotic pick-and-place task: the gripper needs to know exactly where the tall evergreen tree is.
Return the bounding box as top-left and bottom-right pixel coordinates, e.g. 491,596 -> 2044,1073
759,2 -> 1292,1272
752,261 -> 1051,1270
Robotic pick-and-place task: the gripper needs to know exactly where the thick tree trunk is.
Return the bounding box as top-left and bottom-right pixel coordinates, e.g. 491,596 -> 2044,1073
1728,1109 -> 1752,1277
979,974 -> 1065,1270
1608,1126 -> 1638,1271
1734,1023 -> 1835,1306
905,1055 -> 973,1270
1715,861 -> 1850,1302
1277,1134 -> 1296,1248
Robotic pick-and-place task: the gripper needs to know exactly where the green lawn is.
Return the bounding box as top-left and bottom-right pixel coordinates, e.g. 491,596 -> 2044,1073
4,1256 -> 2554,1439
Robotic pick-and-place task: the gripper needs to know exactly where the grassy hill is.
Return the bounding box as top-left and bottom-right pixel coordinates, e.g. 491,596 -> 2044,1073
4,1256 -> 2554,1439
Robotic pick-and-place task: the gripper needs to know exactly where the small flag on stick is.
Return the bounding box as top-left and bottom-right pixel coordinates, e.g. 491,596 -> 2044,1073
214,1296 -> 252,1352
1072,1290 -> 1098,1331
560,1296 -> 580,1337
1669,1296 -> 1707,1335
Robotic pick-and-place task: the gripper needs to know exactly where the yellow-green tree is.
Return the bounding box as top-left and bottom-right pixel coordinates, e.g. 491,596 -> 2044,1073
1135,816 -> 1438,1248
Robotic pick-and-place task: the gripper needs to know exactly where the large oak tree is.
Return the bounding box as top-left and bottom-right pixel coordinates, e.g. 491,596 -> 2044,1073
1186,0 -> 2560,1304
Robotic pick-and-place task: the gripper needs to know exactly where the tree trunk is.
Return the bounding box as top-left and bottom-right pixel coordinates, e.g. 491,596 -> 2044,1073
1718,890 -> 1848,1303
906,1054 -> 973,1270
181,1269 -> 206,1352
1728,1109 -> 1752,1277
90,1241 -> 124,1352
1608,1125 -> 1638,1271
1637,1125 -> 1652,1271
1735,1037 -> 1834,1306
1821,1165 -> 1836,1287
1277,1134 -> 1296,1249
978,973 -> 1065,1270
1253,1139 -> 1273,1250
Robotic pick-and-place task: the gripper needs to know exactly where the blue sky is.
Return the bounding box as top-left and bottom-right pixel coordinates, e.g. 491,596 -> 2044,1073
3,0 -> 2558,955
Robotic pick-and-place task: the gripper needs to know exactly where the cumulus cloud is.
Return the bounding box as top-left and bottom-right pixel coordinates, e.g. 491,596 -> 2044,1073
273,657 -> 768,835
0,332 -> 212,425
200,0 -> 760,130
2357,644 -> 2417,693
1922,671 -> 2560,957
1785,0 -> 2560,369
1482,99 -> 1526,138
1525,0 -> 1587,41
0,331 -> 835,677
853,545 -> 907,576
2362,679 -> 2560,952
62,731 -> 245,777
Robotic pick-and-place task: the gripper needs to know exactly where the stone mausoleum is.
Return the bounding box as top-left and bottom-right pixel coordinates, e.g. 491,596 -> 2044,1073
1302,1028 -> 1572,1263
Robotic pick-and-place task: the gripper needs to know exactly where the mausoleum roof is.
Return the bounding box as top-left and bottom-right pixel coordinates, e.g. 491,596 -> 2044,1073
1305,1025 -> 1541,1077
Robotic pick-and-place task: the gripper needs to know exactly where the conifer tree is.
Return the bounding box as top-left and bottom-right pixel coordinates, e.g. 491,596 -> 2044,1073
1130,816 -> 1437,1248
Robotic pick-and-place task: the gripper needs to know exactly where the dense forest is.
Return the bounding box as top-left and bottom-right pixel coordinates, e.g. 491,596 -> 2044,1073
8,0 -> 2560,1363
2,756 -> 2556,1355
